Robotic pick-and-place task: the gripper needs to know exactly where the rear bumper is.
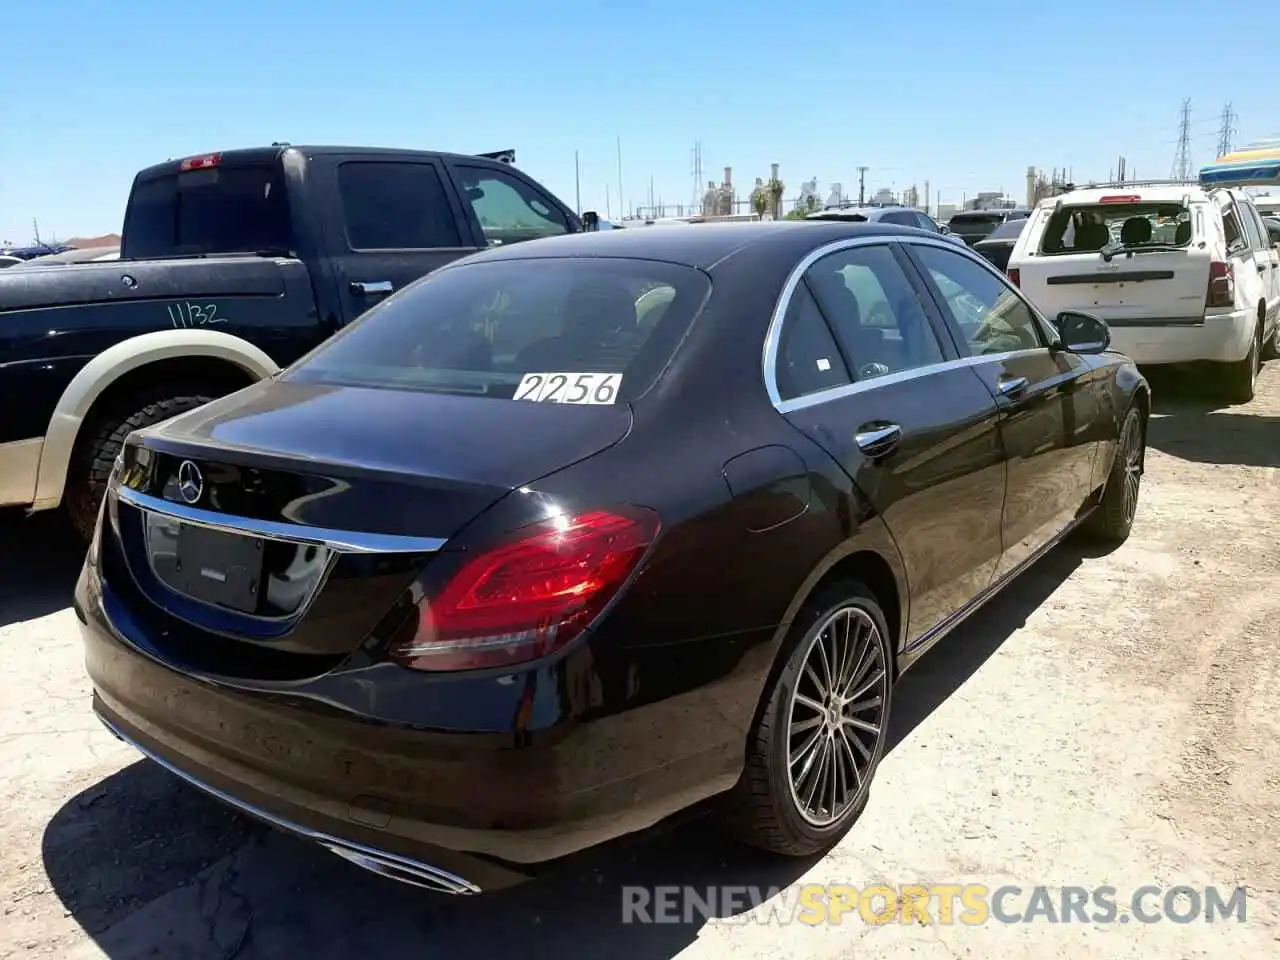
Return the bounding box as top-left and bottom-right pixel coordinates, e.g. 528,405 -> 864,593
1104,309 -> 1255,365
76,557 -> 746,890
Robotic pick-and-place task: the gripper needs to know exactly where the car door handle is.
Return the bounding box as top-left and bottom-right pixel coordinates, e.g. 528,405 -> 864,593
996,375 -> 1029,398
854,423 -> 902,458
351,280 -> 394,295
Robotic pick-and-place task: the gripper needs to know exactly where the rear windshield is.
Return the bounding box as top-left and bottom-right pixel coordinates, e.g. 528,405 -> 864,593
948,213 -> 1005,233
285,257 -> 711,402
1038,202 -> 1191,255
122,165 -> 291,259
978,219 -> 1026,242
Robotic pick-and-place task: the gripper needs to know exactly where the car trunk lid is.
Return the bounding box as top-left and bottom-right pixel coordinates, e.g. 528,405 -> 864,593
103,379 -> 631,675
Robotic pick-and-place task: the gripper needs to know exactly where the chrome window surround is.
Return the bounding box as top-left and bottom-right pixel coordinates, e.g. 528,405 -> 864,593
761,234 -> 1055,414
114,483 -> 447,555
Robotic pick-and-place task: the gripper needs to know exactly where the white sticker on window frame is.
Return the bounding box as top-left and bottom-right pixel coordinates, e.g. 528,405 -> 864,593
514,372 -> 623,404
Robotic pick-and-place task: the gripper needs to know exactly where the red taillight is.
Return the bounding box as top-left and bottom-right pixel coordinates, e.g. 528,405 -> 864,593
180,153 -> 222,172
1007,268 -> 1020,287
391,507 -> 660,672
1207,260 -> 1235,309
1099,194 -> 1141,204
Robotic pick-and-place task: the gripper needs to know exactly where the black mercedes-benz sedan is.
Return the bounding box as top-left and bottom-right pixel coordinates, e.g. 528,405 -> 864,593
76,221 -> 1149,894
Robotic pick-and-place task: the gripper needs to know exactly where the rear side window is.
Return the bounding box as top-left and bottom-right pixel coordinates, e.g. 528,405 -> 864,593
338,162 -> 463,250
1221,205 -> 1248,256
1038,202 -> 1191,255
879,211 -> 917,227
122,165 -> 291,259
286,257 -> 709,403
774,284 -> 851,401
453,165 -> 570,247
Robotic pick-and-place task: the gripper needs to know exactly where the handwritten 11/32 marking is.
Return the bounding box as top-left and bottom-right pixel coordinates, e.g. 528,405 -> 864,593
167,302 -> 226,329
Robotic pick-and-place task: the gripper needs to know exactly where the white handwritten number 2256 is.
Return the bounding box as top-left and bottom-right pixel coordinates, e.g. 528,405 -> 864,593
167,302 -> 225,329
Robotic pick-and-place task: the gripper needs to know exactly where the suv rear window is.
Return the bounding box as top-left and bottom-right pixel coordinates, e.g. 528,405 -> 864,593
1039,202 -> 1191,255
122,165 -> 291,259
948,213 -> 1005,233
286,257 -> 711,402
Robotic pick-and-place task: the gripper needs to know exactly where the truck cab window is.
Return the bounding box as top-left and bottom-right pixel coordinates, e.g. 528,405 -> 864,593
337,162 -> 463,250
454,166 -> 569,247
122,165 -> 292,259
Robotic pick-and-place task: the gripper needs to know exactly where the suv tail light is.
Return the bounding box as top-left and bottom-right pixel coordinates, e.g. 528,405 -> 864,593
1207,260 -> 1235,309
1007,268 -> 1020,287
390,507 -> 660,672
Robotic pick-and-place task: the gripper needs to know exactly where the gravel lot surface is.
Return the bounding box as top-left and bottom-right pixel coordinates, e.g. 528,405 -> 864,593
2,365 -> 1278,959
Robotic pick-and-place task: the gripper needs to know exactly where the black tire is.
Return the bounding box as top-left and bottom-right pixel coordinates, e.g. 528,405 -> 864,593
1221,321 -> 1261,404
1263,318 -> 1280,361
1084,403 -> 1145,545
722,579 -> 894,857
65,388 -> 220,542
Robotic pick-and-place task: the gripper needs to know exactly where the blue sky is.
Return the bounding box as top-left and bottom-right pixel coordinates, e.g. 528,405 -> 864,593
1,0 -> 1272,244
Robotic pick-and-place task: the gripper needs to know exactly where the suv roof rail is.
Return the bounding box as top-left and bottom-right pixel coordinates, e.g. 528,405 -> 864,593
1080,178 -> 1200,190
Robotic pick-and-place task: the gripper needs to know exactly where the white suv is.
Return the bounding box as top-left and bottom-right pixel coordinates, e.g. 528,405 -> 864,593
1006,183 -> 1280,401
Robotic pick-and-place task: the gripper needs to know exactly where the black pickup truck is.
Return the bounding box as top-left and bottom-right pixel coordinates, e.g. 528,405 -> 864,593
0,144 -> 590,539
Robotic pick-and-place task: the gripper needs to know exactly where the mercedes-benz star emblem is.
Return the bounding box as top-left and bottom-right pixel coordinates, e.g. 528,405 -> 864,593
176,460 -> 204,505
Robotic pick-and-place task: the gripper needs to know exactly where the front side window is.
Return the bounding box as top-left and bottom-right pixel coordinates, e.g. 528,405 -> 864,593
1039,201 -> 1191,254
286,257 -> 708,403
454,165 -> 570,247
913,245 -> 1046,355
337,162 -> 463,250
804,244 -> 945,379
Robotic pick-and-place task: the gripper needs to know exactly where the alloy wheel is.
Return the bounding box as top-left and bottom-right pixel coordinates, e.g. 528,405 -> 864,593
1121,414 -> 1143,525
786,606 -> 889,827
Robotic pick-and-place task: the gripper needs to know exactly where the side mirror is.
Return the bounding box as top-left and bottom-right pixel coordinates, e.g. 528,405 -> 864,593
1054,310 -> 1111,354
581,210 -> 600,232
939,223 -> 951,235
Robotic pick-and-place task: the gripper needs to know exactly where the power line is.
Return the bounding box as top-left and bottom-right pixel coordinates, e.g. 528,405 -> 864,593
1171,98 -> 1193,180
1216,102 -> 1237,159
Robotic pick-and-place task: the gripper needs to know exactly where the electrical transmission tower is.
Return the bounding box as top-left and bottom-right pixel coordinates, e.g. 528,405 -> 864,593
1216,102 -> 1237,159
1171,99 -> 1193,181
690,140 -> 704,213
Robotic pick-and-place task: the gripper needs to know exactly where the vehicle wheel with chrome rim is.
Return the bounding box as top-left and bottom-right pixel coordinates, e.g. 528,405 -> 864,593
723,579 -> 894,856
1084,403 -> 1146,544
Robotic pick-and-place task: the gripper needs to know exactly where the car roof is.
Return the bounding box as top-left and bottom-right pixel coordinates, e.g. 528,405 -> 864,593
808,206 -> 916,220
453,220 -> 936,271
1035,185 -> 1205,208
949,208 -> 1031,219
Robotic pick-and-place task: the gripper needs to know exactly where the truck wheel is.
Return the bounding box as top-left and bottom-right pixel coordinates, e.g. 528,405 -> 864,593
1221,324 -> 1260,404
66,388 -> 220,542
721,579 -> 894,857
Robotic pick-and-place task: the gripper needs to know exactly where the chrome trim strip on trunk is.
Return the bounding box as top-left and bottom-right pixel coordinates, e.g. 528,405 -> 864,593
94,708 -> 481,895
113,484 -> 447,554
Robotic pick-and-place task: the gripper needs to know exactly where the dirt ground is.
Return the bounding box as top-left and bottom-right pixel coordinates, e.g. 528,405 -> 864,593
2,364 -> 1278,959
